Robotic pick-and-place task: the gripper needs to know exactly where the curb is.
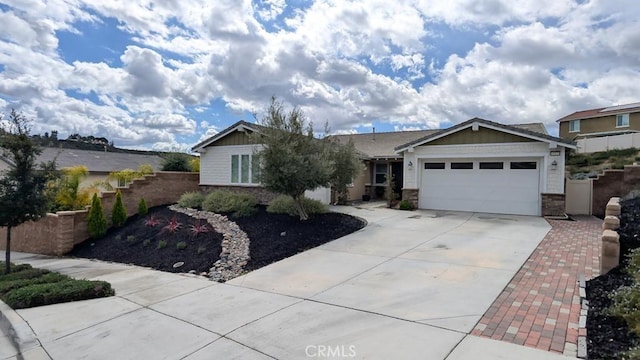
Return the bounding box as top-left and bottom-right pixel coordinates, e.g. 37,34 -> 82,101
577,274 -> 588,359
0,299 -> 44,357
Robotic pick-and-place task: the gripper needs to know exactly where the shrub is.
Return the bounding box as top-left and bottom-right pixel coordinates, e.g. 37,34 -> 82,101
111,190 -> 127,227
163,216 -> 182,233
138,198 -> 148,216
160,152 -> 192,172
142,239 -> 151,247
197,246 -> 206,254
0,272 -> 68,297
399,200 -> 415,211
189,221 -> 209,236
157,240 -> 167,249
87,193 -> 107,239
126,235 -> 137,245
3,279 -> 114,309
267,195 -> 328,217
144,214 -> 161,227
202,190 -> 257,217
176,241 -> 187,250
609,283 -> 640,336
178,191 -> 204,209
0,262 -> 32,276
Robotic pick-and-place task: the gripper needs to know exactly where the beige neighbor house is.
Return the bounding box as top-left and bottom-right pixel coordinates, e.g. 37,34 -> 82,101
0,148 -> 163,188
557,102 -> 640,140
194,118 -> 575,216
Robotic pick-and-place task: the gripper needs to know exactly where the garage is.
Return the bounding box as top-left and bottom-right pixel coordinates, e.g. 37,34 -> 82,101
395,118 -> 577,217
419,158 -> 541,215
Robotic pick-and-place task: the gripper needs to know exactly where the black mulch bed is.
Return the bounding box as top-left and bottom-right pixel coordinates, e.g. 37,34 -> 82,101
587,197 -> 640,359
71,205 -> 366,276
71,206 -> 223,273
231,206 -> 366,271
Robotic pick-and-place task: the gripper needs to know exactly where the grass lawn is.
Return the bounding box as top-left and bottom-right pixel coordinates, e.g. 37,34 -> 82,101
0,262 -> 114,309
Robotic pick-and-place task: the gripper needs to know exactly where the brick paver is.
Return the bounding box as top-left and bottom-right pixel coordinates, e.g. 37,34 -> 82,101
471,216 -> 601,356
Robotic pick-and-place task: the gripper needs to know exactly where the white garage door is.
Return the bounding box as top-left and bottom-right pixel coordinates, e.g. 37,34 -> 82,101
419,159 -> 541,216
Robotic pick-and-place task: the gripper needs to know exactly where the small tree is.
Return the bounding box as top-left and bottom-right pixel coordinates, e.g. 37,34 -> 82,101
252,97 -> 333,220
189,157 -> 200,172
328,139 -> 362,205
0,110 -> 58,273
138,197 -> 148,216
87,193 -> 107,238
111,190 -> 127,227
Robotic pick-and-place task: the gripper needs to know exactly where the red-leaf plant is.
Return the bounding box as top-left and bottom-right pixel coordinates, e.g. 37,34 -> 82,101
144,214 -> 161,227
189,221 -> 209,236
163,216 -> 182,233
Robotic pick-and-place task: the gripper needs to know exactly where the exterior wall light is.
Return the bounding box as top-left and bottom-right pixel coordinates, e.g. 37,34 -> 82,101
408,161 -> 413,169
551,160 -> 558,170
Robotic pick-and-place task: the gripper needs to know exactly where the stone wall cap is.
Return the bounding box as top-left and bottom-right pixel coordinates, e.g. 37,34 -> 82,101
603,229 -> 620,238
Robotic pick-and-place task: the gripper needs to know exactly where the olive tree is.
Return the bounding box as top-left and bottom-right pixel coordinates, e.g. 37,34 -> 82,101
0,110 -> 58,273
253,97 -> 360,219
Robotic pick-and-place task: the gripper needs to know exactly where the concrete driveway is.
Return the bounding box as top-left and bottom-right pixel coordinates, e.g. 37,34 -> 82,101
1,206 -> 574,360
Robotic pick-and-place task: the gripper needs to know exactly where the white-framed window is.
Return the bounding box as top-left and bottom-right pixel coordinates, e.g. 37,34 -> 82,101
231,154 -> 260,184
569,120 -> 580,133
617,113 -> 630,128
374,163 -> 388,185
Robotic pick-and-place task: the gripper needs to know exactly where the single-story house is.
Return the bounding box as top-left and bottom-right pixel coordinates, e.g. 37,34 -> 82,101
0,148 -> 164,188
193,118 -> 575,216
557,102 -> 640,140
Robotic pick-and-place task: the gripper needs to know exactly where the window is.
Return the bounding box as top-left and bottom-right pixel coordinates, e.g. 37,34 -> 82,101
617,114 -> 630,127
374,163 -> 388,185
569,120 -> 580,133
479,162 -> 504,169
451,162 -> 473,169
231,154 -> 260,184
510,161 -> 537,170
424,162 -> 445,169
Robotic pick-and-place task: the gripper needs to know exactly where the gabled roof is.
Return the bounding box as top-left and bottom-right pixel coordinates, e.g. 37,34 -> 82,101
557,102 -> 640,123
395,118 -> 576,152
329,130 -> 438,159
191,120 -> 261,152
37,148 -> 163,173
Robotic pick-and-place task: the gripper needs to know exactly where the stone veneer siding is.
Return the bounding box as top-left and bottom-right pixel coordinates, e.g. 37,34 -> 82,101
541,193 -> 566,217
402,188 -> 419,208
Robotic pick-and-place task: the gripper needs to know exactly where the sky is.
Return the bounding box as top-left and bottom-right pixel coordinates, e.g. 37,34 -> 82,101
0,0 -> 639,151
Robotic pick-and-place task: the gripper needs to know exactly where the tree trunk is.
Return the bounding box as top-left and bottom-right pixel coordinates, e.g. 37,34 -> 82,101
293,194 -> 309,221
4,226 -> 11,274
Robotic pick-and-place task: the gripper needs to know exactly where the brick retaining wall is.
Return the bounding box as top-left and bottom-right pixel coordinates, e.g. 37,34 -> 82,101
0,172 -> 199,256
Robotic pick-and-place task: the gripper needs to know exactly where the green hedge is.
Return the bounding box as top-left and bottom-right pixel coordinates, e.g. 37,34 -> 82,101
266,195 -> 328,217
0,262 -> 114,309
4,280 -> 114,309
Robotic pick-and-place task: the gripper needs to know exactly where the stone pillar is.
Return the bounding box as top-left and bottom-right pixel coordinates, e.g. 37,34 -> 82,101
605,197 -> 621,217
602,216 -> 620,231
601,229 -> 620,274
402,188 -> 419,209
55,211 -> 76,256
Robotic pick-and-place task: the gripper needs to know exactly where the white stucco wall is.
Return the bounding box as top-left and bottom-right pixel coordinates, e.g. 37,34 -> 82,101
199,144 -> 262,185
402,142 -> 567,194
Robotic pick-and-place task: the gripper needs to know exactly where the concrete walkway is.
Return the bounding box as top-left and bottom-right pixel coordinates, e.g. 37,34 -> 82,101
472,215 -> 601,357
1,206 -> 575,360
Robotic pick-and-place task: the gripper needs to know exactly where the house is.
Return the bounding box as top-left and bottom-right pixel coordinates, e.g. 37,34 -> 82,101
191,121 -> 331,204
35,148 -> 163,188
194,118 -> 575,216
557,102 -> 640,140
395,118 -> 575,216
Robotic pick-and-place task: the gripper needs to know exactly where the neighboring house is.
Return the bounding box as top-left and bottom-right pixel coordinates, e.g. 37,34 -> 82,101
0,155 -> 13,175
36,148 -> 163,188
195,118 -> 575,216
557,102 -> 640,140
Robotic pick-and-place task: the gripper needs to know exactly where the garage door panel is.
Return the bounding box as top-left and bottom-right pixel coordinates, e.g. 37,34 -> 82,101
419,159 -> 540,216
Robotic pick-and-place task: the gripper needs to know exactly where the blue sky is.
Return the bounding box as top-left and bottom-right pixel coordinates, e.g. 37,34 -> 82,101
0,0 -> 639,150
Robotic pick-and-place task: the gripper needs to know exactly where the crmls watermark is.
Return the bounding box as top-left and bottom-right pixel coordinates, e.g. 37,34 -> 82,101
305,344 -> 357,358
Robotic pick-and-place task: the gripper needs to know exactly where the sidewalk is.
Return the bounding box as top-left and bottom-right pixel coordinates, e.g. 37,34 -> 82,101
471,216 -> 601,357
